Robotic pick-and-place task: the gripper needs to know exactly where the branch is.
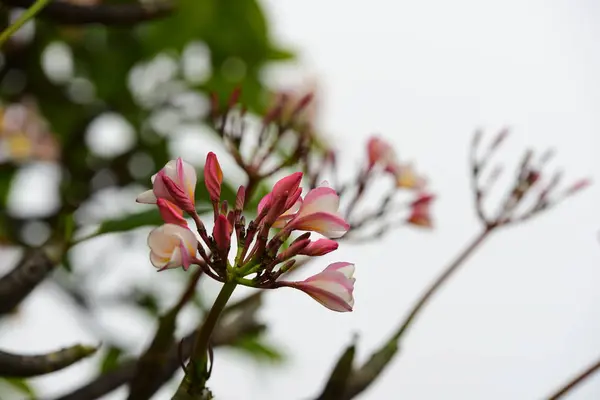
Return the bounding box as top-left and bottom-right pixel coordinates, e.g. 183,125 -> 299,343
54,295 -> 265,400
0,247 -> 57,316
0,345 -> 97,377
0,0 -> 173,26
545,356 -> 600,400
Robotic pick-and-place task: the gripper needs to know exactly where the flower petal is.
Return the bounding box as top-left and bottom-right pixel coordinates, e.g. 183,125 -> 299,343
136,190 -> 157,204
298,186 -> 340,217
291,212 -> 350,238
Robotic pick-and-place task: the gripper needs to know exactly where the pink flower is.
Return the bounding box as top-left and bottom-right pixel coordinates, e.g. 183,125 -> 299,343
280,262 -> 355,312
367,136 -> 398,172
212,214 -> 232,253
299,238 -> 339,256
204,152 -> 223,203
286,185 -> 349,238
147,224 -> 198,271
395,163 -> 427,190
407,193 -> 434,228
136,158 -> 197,214
157,199 -> 187,227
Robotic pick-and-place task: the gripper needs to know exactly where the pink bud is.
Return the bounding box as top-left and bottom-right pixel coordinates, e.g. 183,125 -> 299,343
278,237 -> 311,261
160,173 -> 196,214
235,185 -> 246,210
157,199 -> 187,227
204,152 -> 223,203
147,224 -> 198,271
272,172 -> 303,204
279,262 -> 355,312
299,239 -> 339,256
212,214 -> 232,253
566,178 -> 592,195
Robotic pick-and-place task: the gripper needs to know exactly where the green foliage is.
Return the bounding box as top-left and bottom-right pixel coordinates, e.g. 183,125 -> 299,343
99,346 -> 125,374
231,335 -> 285,364
0,377 -> 35,399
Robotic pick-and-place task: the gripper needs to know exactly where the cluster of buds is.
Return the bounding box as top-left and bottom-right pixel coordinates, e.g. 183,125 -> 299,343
470,128 -> 590,228
208,89 -> 316,187
0,99 -> 60,164
136,154 -> 355,312
303,135 -> 435,242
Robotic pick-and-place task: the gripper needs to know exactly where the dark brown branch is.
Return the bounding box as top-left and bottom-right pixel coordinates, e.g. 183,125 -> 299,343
546,356 -> 600,400
54,298 -> 265,400
0,0 -> 173,26
0,248 -> 56,315
0,345 -> 97,377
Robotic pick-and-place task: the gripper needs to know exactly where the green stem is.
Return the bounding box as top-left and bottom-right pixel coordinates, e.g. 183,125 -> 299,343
174,280 -> 237,397
0,0 -> 50,46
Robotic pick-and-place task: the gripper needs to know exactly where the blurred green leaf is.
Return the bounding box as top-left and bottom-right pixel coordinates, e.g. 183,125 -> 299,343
99,346 -> 124,374
232,336 -> 284,363
95,205 -> 211,236
0,377 -> 35,399
316,341 -> 356,400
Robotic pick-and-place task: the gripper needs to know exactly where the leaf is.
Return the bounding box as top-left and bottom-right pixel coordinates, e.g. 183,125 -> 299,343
0,377 -> 35,398
99,346 -> 124,374
315,340 -> 356,400
231,336 -> 284,363
95,205 -> 212,236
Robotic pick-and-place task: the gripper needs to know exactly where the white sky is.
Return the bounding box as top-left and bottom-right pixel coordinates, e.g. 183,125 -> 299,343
1,0 -> 600,399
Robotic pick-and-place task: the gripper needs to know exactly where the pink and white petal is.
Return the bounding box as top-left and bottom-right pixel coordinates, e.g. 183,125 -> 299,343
162,160 -> 178,180
324,262 -> 355,278
150,251 -> 170,269
136,190 -> 157,204
177,158 -> 197,200
304,289 -> 353,312
298,187 -> 340,217
292,212 -> 350,238
147,226 -> 179,257
167,246 -> 183,268
163,224 -> 198,250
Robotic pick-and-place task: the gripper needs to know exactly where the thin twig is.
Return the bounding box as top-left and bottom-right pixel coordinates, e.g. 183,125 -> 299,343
546,356 -> 600,400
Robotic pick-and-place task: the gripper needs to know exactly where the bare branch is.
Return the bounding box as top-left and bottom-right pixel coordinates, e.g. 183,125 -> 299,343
0,0 -> 173,26
0,345 -> 97,377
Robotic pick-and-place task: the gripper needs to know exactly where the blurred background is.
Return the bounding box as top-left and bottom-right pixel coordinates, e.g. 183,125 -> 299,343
0,0 -> 599,399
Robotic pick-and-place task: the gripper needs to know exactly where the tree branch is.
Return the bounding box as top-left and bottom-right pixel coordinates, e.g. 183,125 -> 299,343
0,247 -> 56,316
0,345 -> 97,377
0,0 -> 173,26
54,296 -> 265,400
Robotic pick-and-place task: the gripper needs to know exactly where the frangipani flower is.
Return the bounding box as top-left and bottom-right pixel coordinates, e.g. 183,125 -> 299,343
257,172 -> 304,225
148,224 -> 198,271
286,185 -> 349,239
367,136 -> 398,172
407,193 -> 434,228
136,158 -> 197,214
395,163 -> 427,190
279,262 -> 355,312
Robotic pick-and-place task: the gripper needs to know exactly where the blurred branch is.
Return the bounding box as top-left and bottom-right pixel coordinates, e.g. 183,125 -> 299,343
0,247 -> 60,316
341,228 -> 492,399
0,345 -> 97,377
315,340 -> 355,400
54,293 -> 265,400
0,0 -> 173,26
127,269 -> 203,400
545,356 -> 600,400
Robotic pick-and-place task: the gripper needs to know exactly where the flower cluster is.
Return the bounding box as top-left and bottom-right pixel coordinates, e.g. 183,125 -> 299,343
136,153 -> 355,312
